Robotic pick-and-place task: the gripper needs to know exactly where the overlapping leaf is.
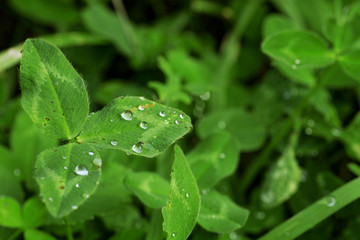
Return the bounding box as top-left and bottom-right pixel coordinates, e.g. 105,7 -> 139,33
77,96 -> 192,157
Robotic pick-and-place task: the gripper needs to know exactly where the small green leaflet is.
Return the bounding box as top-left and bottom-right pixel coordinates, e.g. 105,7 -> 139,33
262,30 -> 335,69
77,96 -> 192,158
34,143 -> 101,218
198,190 -> 249,234
187,131 -> 240,189
24,229 -> 57,240
23,197 -> 46,229
260,146 -> 301,208
162,145 -> 200,240
20,39 -> 89,141
0,196 -> 23,228
124,171 -> 170,209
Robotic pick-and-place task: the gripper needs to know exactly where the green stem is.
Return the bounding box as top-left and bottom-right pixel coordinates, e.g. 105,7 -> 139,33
210,0 -> 265,110
239,78 -> 325,194
7,229 -> 22,240
259,177 -> 360,240
65,216 -> 74,240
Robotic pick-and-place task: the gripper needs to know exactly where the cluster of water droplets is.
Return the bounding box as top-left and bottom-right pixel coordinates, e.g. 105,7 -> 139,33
292,58 -> 301,70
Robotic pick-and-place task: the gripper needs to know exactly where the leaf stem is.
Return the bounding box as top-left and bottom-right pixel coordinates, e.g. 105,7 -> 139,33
65,216 -> 74,240
210,0 -> 265,110
239,78 -> 326,195
259,177 -> 360,240
7,229 -> 22,240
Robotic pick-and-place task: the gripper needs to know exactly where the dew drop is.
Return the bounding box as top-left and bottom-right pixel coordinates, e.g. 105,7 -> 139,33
139,96 -> 145,101
138,105 -> 145,111
83,194 -> 90,199
307,119 -> 315,127
185,193 -> 190,198
75,165 -> 88,176
295,59 -> 301,64
62,156 -> 66,160
255,211 -> 266,220
64,166 -> 68,170
174,120 -> 179,125
110,119 -> 114,123
111,140 -> 118,146
13,168 -> 21,177
88,112 -> 94,117
229,232 -> 237,240
48,197 -> 53,202
331,128 -> 341,136
121,110 -> 133,121
159,111 -> 166,117
179,114 -> 184,119
88,151 -> 94,156
76,183 -> 79,188
211,214 -> 216,218
171,233 -> 176,237
218,121 -> 226,129
261,190 -> 275,204
219,153 -> 226,159
93,158 -> 102,167
325,196 -> 336,207
292,64 -> 297,70
140,121 -> 148,129
305,127 -> 313,135
132,143 -> 143,153
72,205 -> 78,210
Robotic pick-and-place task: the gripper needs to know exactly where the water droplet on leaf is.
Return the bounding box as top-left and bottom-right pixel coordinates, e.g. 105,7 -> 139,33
75,165 -> 88,176
159,111 -> 166,117
174,120 -> 179,125
138,105 -> 145,111
219,153 -> 226,159
186,193 -> 190,198
295,59 -> 301,64
111,140 -> 117,146
110,119 -> 114,122
13,169 -> 21,177
62,156 -> 66,159
88,151 -> 94,156
121,110 -> 133,121
218,121 -> 226,129
48,197 -> 53,202
93,158 -> 102,167
76,184 -> 79,188
180,114 -> 184,119
72,205 -> 78,210
132,142 -> 143,153
140,121 -> 148,129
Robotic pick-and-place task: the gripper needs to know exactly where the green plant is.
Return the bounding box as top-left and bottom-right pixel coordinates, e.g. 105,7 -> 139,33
2,0 -> 360,239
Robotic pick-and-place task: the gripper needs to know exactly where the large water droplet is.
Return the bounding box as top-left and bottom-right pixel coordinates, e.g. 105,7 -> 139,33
75,165 -> 88,176
93,158 -> 102,167
174,120 -> 179,125
159,111 -> 166,117
88,151 -> 94,156
138,105 -> 145,111
140,121 -> 148,129
111,140 -> 117,146
132,143 -> 143,153
121,110 -> 133,121
179,114 -> 184,119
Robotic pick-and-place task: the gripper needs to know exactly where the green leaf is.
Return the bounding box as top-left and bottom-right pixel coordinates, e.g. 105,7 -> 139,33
124,171 -> 170,209
10,0 -> 78,26
24,229 -> 57,240
0,196 -> 23,228
262,14 -> 300,38
68,159 -> 131,224
23,197 -> 46,229
11,110 -> 56,191
149,56 -> 192,105
82,3 -> 134,56
162,145 -> 200,240
259,177 -> 360,240
77,96 -> 192,158
20,39 -> 89,140
260,146 -> 301,208
187,131 -> 240,189
338,50 -> 360,81
34,143 -> 101,218
196,108 -> 266,151
341,112 -> 360,161
198,190 -> 249,234
262,30 -> 335,69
